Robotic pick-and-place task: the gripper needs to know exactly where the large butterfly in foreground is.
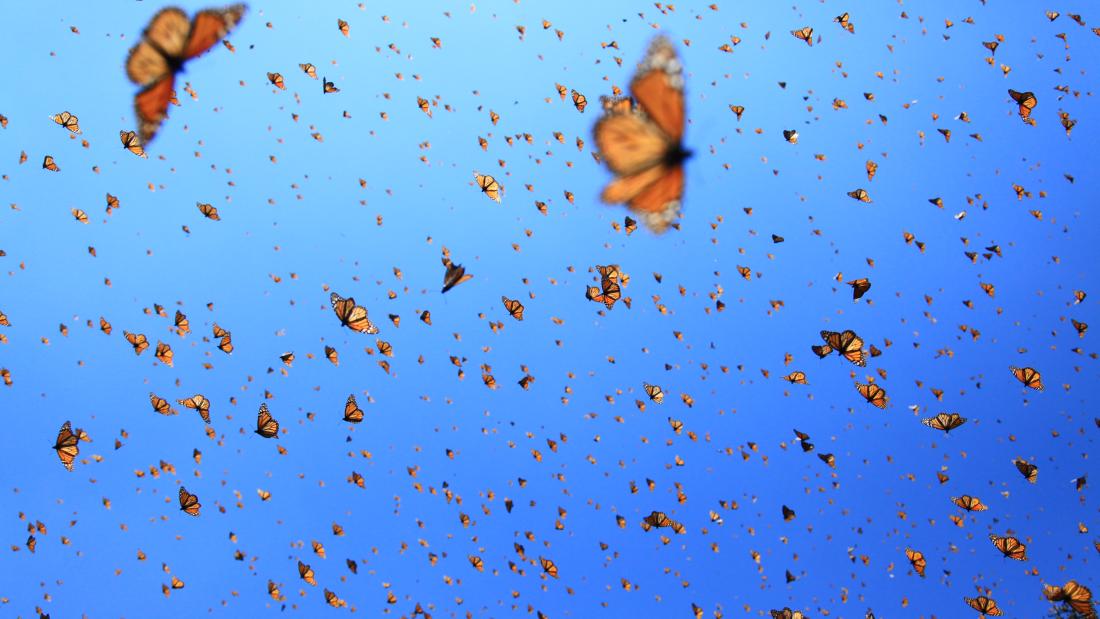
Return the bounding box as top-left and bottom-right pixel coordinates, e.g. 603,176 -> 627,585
126,4 -> 246,143
594,36 -> 688,233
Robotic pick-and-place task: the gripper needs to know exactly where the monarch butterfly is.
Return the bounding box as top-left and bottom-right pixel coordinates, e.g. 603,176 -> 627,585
1044,581 -> 1095,618
322,77 -> 339,93
501,296 -> 525,320
255,402 -> 279,438
1010,366 -> 1043,390
197,202 -> 220,220
951,495 -> 988,511
178,486 -> 201,516
641,510 -> 685,533
154,341 -> 174,366
298,62 -> 317,78
1007,89 -> 1037,123
667,417 -> 684,434
821,330 -> 866,366
0,311 -> 7,327
847,188 -> 872,202
298,560 -> 316,585
905,547 -> 926,577
441,258 -> 473,293
330,292 -> 379,334
834,12 -> 855,33
989,534 -> 1027,560
1071,318 -> 1088,338
42,155 -> 60,172
571,89 -> 587,112
337,18 -> 349,36
174,310 -> 190,335
643,383 -> 664,403
72,208 -> 89,224
105,193 -> 121,214
770,609 -> 806,619
922,412 -> 966,433
586,281 -> 621,309
266,71 -> 285,89
482,372 -> 497,390
126,5 -> 246,143
791,26 -> 814,46
811,343 -> 833,358
417,96 -> 432,117
729,104 -> 745,120
964,595 -> 1003,617
847,278 -> 871,300
212,323 -> 234,353
866,160 -> 878,181
343,394 -> 363,423
855,382 -> 888,408
1013,458 -> 1038,483
170,576 -> 185,589
539,556 -> 559,578
623,215 -> 637,234
782,505 -> 796,521
474,171 -> 503,203
324,345 -> 339,366
177,394 -> 211,424
468,555 -> 485,571
150,392 -> 177,416
818,452 -> 836,468
555,83 -> 568,100
489,109 -> 500,125
119,130 -> 147,158
376,339 -> 393,357
594,36 -> 687,233
51,111 -> 81,133
782,129 -> 799,144
125,331 -> 150,355
53,421 -> 80,471
323,589 -> 345,608
783,371 -> 808,385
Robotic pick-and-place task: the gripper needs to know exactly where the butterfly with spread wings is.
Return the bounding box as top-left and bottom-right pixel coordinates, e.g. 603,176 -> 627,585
595,36 -> 688,233
125,4 -> 246,143
330,292 -> 379,334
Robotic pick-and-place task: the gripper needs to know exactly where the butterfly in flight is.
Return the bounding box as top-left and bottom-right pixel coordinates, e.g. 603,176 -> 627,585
125,4 -> 246,143
594,36 -> 688,233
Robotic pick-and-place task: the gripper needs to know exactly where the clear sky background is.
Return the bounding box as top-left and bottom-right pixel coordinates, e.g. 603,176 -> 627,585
0,1 -> 1097,618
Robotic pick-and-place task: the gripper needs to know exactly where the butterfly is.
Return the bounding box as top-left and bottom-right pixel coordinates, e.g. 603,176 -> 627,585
125,5 -> 246,143
1043,581 -> 1095,618
197,202 -> 220,220
330,292 -> 379,334
821,330 -> 866,366
255,402 -> 279,438
643,383 -> 665,403
501,296 -> 525,320
784,371 -> 808,385
989,534 -> 1027,560
964,595 -> 1003,617
322,77 -> 339,93
539,556 -> 559,578
178,486 -> 201,516
594,36 -> 688,233
1013,458 -> 1038,483
42,155 -> 60,172
847,188 -> 872,202
855,382 -> 888,408
51,111 -> 81,134
770,609 -> 806,619
571,89 -> 587,112
1010,366 -> 1043,390
834,12 -> 855,33
299,63 -> 317,78
441,258 -> 473,293
417,96 -> 432,117
905,548 -> 927,577
343,394 -> 364,423
952,495 -> 988,511
53,421 -> 80,471
791,26 -> 814,46
1007,89 -> 1037,124
124,331 -> 150,355
72,209 -> 89,224
323,589 -> 345,608
586,281 -> 621,310
119,130 -> 147,158
474,171 -> 503,203
298,560 -> 316,585
150,392 -> 177,416
468,555 -> 485,572
847,278 -> 871,300
266,72 -> 285,89
177,394 -> 211,423
922,412 -> 966,433
641,510 -> 685,534
154,341 -> 174,366
212,323 -> 234,353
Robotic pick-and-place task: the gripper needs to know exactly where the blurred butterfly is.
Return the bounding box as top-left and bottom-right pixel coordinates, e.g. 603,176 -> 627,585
571,89 -> 587,112
1007,89 -> 1036,124
150,392 -> 177,416
154,341 -> 174,366
791,26 -> 814,46
595,36 -> 688,233
330,292 -> 379,334
905,548 -> 926,577
834,12 -> 855,33
951,495 -> 988,511
299,63 -> 317,79
124,331 -> 150,355
322,77 -> 339,93
847,278 -> 871,300
441,258 -> 473,293
178,394 -> 211,424
1014,458 -> 1038,483
125,4 -> 246,142
644,383 -> 664,403
178,486 -> 201,516
197,202 -> 220,220
51,111 -> 81,134
212,323 -> 234,353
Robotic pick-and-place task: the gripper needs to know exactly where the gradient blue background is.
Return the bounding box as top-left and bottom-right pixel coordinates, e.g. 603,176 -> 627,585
0,1 -> 1096,617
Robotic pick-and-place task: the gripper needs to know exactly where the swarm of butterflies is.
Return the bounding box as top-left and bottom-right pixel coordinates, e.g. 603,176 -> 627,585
2,2 -> 1097,618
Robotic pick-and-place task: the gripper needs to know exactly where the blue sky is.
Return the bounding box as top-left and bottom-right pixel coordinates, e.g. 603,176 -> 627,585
0,1 -> 1097,617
